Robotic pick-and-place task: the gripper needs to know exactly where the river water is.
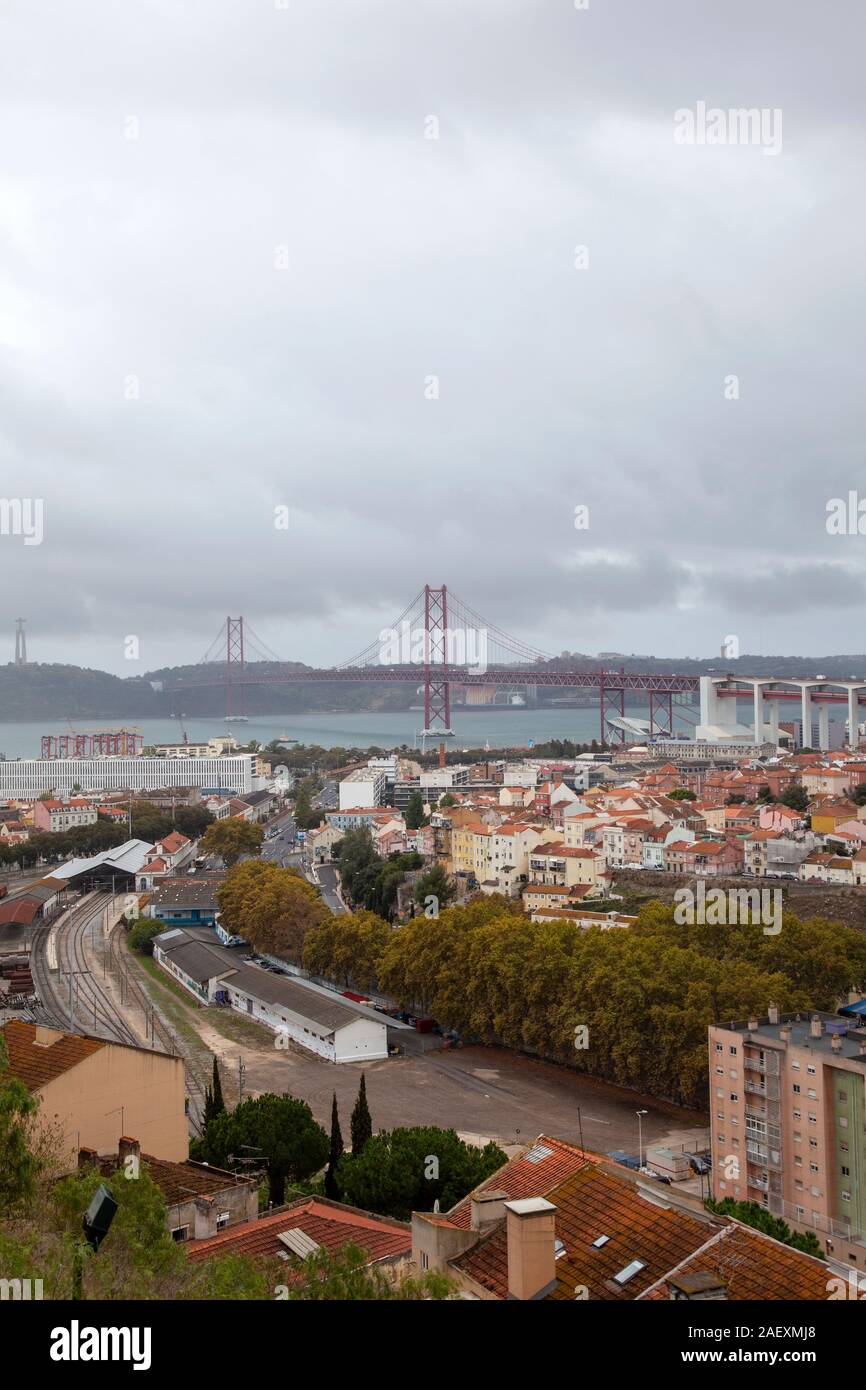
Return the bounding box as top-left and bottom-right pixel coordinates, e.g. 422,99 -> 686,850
0,706 -> 686,758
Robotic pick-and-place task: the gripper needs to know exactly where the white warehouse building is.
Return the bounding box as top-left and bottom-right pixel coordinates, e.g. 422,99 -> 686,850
0,754 -> 257,798
152,926 -> 388,1064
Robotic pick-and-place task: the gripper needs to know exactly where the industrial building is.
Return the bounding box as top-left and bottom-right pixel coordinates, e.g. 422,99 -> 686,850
44,839 -> 155,892
0,754 -> 257,798
152,926 -> 389,1064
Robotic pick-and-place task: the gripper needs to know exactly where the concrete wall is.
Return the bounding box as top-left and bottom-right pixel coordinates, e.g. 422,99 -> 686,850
39,1045 -> 188,1164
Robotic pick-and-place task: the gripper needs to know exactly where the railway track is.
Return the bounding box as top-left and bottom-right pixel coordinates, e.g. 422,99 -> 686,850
31,893 -> 205,1134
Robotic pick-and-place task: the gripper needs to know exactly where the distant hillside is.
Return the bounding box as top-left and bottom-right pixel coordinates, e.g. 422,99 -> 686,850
0,661 -> 415,720
1,652 -> 865,721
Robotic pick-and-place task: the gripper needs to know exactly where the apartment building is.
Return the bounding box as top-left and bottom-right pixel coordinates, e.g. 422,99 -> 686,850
338,767 -> 386,810
33,798 -> 98,833
526,843 -> 604,890
709,1010 -> 866,1268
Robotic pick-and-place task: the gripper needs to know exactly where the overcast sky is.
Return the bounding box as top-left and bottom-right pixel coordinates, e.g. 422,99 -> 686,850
1,0 -> 865,675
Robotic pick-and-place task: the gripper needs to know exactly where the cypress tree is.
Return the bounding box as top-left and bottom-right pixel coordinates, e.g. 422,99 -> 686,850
203,1057 -> 226,1128
324,1092 -> 343,1200
350,1073 -> 373,1156
211,1056 -> 225,1116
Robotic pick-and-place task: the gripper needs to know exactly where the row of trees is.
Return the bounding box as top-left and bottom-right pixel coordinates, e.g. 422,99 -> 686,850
216,859 -> 329,962
0,801 -> 215,870
302,895 -> 866,1108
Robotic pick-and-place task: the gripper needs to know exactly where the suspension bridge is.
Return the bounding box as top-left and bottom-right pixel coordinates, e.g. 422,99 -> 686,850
169,585 -> 701,744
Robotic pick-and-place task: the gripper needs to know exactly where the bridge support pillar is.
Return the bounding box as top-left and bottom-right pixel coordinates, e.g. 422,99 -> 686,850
817,702 -> 830,752
800,686 -> 814,750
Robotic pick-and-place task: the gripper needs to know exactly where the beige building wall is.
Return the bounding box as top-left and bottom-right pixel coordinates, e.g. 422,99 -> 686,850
37,1045 -> 188,1164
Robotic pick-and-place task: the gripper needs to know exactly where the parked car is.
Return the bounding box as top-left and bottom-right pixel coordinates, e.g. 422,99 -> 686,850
689,1154 -> 710,1175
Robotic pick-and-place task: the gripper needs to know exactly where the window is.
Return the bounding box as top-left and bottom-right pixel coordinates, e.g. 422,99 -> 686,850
808,1114 -> 817,1125
730,1093 -> 738,1103
810,1163 -> 819,1173
216,1211 -> 231,1231
807,1065 -> 816,1075
795,1205 -> 805,1219
793,1084 -> 801,1094
792,1060 -> 800,1071
613,1260 -> 646,1286
842,1192 -> 851,1203
839,1091 -> 847,1103
809,1138 -> 818,1149
730,1046 -> 737,1056
808,1089 -> 817,1100
793,1109 -> 801,1120
420,1252 -> 429,1270
171,1226 -> 189,1243
794,1156 -> 803,1167
841,1166 -> 850,1177
795,1180 -> 803,1190
716,1067 -> 724,1076
839,1117 -> 849,1129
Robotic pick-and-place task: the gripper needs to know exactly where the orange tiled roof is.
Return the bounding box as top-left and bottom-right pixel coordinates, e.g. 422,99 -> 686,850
445,1136 -> 591,1232
186,1195 -> 410,1264
640,1222 -> 833,1301
1,1020 -> 106,1091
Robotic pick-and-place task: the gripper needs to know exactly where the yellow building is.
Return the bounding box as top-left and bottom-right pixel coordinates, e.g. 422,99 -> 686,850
1,1020 -> 188,1165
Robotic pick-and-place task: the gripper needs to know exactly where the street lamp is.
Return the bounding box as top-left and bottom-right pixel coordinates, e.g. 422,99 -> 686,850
636,1109 -> 648,1169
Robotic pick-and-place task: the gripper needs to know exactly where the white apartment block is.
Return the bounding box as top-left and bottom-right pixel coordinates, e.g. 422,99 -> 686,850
339,767 -> 386,810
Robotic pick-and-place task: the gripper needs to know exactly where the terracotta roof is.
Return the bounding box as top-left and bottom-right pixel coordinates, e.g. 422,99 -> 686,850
640,1222 -> 833,1301
0,1020 -> 106,1090
543,1164 -> 712,1301
0,898 -> 41,926
97,1152 -> 253,1205
445,1136 -> 591,1231
186,1195 -> 410,1265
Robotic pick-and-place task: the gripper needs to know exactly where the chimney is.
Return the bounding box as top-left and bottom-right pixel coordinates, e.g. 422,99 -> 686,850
668,1271 -> 728,1301
832,1034 -> 843,1053
505,1197 -> 557,1301
33,1025 -> 62,1048
810,1015 -> 823,1038
768,1003 -> 779,1025
118,1136 -> 141,1166
858,1038 -> 866,1057
77,1146 -> 99,1170
747,1017 -> 759,1033
470,1189 -> 509,1233
780,1026 -> 792,1043
194,1196 -> 217,1239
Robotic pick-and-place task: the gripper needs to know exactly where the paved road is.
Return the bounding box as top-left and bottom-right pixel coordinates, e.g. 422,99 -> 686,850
313,862 -> 345,914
